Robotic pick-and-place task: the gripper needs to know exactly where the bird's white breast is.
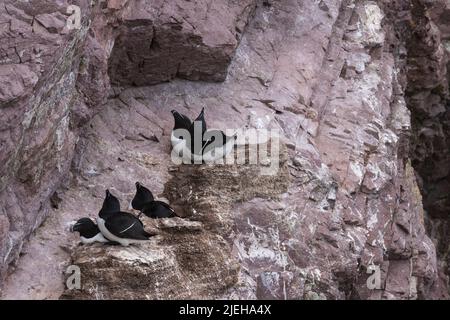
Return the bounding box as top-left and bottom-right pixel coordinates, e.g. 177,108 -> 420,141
80,233 -> 108,244
97,217 -> 129,246
171,132 -> 184,147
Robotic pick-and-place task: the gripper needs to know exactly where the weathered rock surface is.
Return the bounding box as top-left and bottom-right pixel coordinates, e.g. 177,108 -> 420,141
108,0 -> 257,85
1,0 -> 449,300
62,218 -> 241,300
0,0 -> 96,288
0,0 -> 256,294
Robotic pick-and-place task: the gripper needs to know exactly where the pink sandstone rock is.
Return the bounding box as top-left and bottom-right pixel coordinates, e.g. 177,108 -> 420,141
0,0 -> 449,300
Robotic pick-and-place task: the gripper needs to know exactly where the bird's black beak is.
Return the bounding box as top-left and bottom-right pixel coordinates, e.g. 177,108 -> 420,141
135,182 -> 141,189
106,189 -> 111,197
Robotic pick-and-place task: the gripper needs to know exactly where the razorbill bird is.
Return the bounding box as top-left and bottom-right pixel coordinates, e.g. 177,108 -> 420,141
97,190 -> 153,246
202,129 -> 237,163
171,108 -> 208,163
131,182 -> 178,218
70,217 -> 108,244
171,110 -> 193,157
185,107 -> 209,162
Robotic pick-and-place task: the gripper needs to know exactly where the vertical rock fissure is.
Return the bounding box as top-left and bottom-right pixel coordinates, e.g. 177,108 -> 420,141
401,0 -> 450,295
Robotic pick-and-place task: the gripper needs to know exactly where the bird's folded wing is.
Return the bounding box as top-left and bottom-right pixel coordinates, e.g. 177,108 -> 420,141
105,213 -> 148,239
157,201 -> 175,212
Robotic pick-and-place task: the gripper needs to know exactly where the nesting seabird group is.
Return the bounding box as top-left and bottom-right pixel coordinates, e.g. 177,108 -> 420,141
71,183 -> 178,246
70,108 -> 236,246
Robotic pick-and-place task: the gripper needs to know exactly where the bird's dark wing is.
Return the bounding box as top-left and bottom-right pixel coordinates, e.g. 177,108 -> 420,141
156,201 -> 176,215
105,212 -> 150,240
143,201 -> 177,218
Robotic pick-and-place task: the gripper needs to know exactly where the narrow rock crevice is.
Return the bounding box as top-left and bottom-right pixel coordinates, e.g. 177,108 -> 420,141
399,0 -> 450,296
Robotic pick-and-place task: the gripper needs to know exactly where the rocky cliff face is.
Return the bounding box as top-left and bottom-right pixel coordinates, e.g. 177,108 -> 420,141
0,0 -> 449,299
403,0 -> 450,290
0,0 -> 96,287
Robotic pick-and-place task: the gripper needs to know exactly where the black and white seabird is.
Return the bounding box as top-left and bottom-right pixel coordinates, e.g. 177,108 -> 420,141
70,217 -> 108,244
131,182 -> 178,218
185,108 -> 217,163
171,109 -> 193,154
171,108 -> 209,162
202,129 -> 237,163
97,190 -> 153,246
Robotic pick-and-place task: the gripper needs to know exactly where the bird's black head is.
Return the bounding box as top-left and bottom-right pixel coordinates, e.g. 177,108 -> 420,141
171,110 -> 184,130
132,182 -> 154,211
70,218 -> 100,238
171,110 -> 192,130
99,189 -> 121,217
195,107 -> 205,121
